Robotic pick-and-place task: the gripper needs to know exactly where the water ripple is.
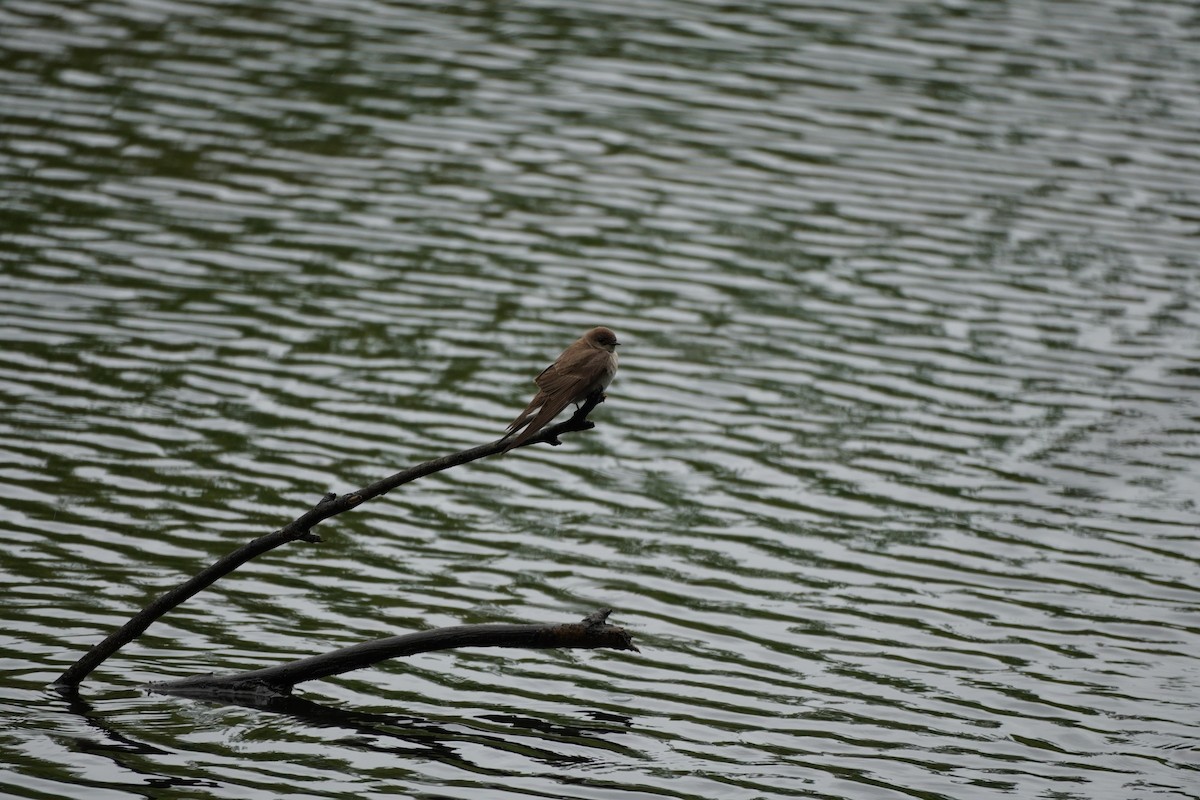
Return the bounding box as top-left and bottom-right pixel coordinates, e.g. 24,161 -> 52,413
2,0 -> 1199,798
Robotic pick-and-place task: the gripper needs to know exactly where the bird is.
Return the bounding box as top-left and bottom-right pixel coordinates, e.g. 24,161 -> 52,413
501,326 -> 620,453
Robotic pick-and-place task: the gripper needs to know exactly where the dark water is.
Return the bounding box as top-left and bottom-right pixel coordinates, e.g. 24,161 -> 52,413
2,1 -> 1199,798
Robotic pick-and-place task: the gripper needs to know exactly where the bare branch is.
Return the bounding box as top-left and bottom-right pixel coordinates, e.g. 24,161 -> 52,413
52,393 -> 609,691
148,608 -> 637,700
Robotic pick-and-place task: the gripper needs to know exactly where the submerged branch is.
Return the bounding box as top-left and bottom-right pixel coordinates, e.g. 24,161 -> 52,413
149,609 -> 637,700
52,393 -> 608,691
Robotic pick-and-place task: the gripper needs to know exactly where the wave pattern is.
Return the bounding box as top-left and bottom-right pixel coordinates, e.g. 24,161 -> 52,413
2,0 -> 1198,798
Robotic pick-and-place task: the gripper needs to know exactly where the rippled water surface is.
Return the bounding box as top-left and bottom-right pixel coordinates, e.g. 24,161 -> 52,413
3,0 -> 1199,798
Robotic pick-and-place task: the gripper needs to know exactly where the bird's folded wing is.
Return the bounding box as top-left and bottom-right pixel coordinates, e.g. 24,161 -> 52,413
534,348 -> 608,397
504,350 -> 608,448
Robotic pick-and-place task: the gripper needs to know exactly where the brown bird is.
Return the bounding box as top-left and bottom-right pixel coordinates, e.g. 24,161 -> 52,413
502,326 -> 620,452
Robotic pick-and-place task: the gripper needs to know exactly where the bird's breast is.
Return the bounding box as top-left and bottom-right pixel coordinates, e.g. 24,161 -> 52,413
599,350 -> 618,389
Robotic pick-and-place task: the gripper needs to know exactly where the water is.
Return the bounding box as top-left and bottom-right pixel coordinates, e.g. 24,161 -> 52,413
2,0 -> 1199,797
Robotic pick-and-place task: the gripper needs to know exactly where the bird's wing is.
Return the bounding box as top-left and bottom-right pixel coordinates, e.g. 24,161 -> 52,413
506,389 -> 547,435
503,351 -> 608,450
505,363 -> 560,434
534,347 -> 609,396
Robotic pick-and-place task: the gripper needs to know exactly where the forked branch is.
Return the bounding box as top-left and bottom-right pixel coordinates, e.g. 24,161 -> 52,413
52,392 -> 609,690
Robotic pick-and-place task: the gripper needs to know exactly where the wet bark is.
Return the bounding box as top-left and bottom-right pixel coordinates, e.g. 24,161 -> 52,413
148,609 -> 637,701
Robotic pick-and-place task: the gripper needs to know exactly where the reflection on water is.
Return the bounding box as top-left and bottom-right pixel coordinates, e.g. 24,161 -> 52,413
2,0 -> 1199,797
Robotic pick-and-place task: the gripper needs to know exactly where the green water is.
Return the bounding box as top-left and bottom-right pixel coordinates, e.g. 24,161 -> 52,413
2,1 -> 1198,798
